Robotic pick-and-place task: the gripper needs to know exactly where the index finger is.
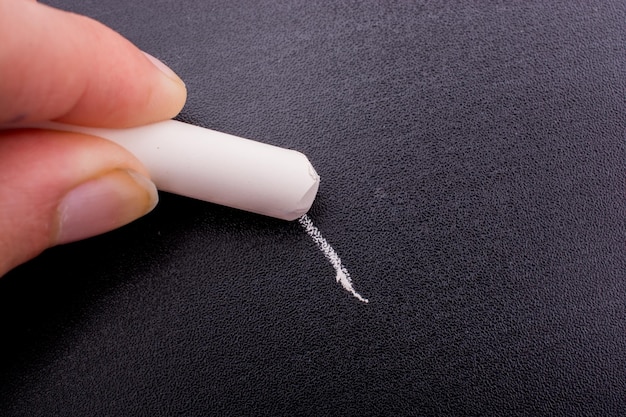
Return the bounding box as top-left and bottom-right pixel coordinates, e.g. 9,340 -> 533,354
0,0 -> 187,127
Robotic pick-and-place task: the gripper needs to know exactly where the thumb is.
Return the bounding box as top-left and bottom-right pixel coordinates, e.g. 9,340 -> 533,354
0,129 -> 158,276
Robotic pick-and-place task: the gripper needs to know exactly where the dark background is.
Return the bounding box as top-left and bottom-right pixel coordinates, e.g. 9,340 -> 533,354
2,1 -> 626,415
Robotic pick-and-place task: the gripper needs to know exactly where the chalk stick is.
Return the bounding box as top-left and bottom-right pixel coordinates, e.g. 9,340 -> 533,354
28,120 -> 320,221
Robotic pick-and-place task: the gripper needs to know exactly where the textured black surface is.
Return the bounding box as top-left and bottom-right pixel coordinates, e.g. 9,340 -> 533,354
2,1 -> 626,415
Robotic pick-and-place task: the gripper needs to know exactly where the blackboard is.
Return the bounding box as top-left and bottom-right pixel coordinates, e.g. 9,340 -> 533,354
2,1 -> 626,415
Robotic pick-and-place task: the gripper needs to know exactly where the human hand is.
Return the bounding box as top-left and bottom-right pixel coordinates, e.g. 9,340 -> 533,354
0,0 -> 187,276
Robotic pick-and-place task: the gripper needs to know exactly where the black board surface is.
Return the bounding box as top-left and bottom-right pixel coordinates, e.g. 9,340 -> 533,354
2,1 -> 626,415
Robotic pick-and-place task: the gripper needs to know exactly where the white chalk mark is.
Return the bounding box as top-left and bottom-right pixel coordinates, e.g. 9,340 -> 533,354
298,215 -> 369,303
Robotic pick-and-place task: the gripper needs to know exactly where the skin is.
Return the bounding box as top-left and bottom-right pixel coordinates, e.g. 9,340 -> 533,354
0,0 -> 187,276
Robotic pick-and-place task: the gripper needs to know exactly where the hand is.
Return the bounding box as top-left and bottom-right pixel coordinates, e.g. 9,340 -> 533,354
0,0 -> 187,276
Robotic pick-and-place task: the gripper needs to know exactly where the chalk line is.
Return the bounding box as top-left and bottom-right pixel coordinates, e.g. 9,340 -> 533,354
298,215 -> 368,303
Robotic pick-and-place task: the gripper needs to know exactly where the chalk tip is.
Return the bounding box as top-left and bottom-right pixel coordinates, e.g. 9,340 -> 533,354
283,169 -> 320,221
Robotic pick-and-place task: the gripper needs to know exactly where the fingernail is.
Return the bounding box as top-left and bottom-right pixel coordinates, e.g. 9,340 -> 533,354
142,51 -> 186,86
55,169 -> 158,245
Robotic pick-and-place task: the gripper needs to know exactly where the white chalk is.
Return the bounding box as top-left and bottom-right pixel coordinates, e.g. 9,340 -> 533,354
299,214 -> 368,303
24,120 -> 320,221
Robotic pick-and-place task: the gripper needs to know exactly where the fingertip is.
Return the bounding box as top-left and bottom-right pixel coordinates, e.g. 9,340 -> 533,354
137,51 -> 188,125
142,52 -> 186,87
55,168 -> 158,244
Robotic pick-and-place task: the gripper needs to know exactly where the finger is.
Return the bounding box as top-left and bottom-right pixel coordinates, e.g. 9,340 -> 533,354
0,128 -> 158,276
0,0 -> 187,127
